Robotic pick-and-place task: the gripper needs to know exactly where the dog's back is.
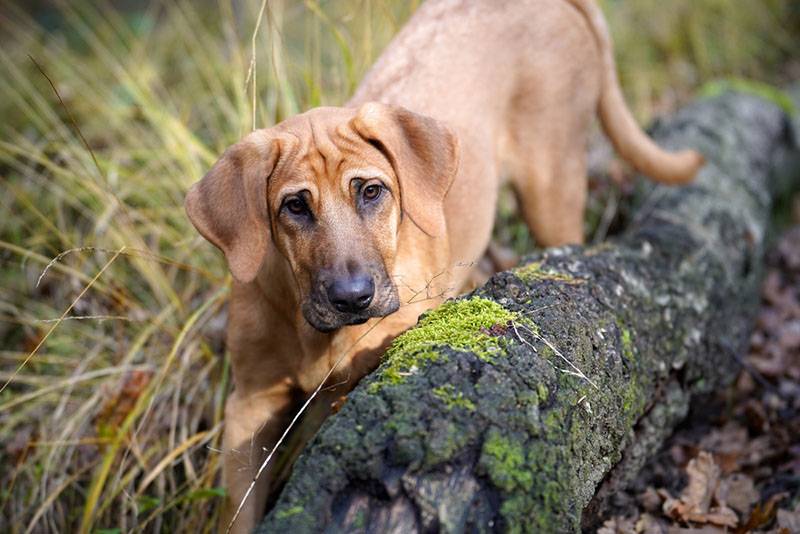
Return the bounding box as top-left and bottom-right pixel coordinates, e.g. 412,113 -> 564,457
351,0 -> 702,265
352,0 -> 702,186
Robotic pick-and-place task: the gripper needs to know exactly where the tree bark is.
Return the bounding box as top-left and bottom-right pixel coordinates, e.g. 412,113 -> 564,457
258,92 -> 797,533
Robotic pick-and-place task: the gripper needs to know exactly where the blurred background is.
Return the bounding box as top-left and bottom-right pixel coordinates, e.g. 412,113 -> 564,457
1,1 -> 798,532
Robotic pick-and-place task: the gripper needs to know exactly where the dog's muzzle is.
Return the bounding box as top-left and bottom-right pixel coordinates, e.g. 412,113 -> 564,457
303,270 -> 399,333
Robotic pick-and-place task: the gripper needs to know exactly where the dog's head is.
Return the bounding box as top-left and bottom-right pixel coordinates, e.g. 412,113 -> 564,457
185,103 -> 458,332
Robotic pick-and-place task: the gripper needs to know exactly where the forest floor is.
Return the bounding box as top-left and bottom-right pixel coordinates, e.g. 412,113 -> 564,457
599,217 -> 800,533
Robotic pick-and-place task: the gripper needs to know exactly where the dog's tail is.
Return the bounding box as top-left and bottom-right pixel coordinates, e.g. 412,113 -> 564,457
566,0 -> 704,184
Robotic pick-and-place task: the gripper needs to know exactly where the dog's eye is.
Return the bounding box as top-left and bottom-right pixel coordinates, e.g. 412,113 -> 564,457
362,184 -> 382,202
284,198 -> 307,215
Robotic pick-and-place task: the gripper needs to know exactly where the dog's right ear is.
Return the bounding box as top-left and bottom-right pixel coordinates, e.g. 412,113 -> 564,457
185,131 -> 280,283
351,102 -> 459,239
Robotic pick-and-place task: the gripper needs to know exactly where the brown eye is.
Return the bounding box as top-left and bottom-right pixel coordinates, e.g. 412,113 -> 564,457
362,184 -> 382,202
285,198 -> 307,215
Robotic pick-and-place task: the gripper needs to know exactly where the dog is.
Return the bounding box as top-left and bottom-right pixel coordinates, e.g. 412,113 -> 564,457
185,0 -> 704,531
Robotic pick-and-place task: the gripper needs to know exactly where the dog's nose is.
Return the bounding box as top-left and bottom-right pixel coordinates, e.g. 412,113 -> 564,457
327,275 -> 374,313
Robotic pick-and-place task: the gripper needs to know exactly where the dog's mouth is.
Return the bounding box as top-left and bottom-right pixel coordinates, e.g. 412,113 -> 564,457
302,280 -> 400,333
345,316 -> 369,326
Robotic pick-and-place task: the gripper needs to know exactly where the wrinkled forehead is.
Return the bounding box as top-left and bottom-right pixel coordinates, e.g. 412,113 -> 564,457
270,107 -> 392,191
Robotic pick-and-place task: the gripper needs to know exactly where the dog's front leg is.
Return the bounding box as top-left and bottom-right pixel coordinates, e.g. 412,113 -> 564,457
220,387 -> 291,534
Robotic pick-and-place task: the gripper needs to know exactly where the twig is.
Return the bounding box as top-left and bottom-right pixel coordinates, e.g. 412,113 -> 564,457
29,55 -> 102,179
28,55 -> 133,225
0,247 -> 126,394
591,185 -> 619,244
36,245 -> 216,288
245,0 -> 269,131
35,315 -> 134,323
511,321 -> 600,390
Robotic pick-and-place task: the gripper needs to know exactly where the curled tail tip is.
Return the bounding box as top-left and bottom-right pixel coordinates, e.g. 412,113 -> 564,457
647,148 -> 705,185
660,148 -> 705,185
678,148 -> 706,183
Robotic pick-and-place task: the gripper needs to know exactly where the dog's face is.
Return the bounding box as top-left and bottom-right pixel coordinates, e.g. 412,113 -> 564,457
267,109 -> 403,331
185,103 -> 458,332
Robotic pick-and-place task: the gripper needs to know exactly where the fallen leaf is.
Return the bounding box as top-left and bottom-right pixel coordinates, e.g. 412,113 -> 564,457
661,452 -> 739,528
777,226 -> 800,271
598,516 -> 637,534
735,371 -> 756,396
761,271 -> 786,309
748,344 -> 788,378
778,320 -> 800,351
715,473 -> 758,515
742,398 -> 770,433
735,492 -> 786,534
681,452 -> 719,514
638,486 -> 663,513
776,503 -> 800,532
95,370 -> 153,435
636,513 -> 668,534
741,435 -> 775,467
666,527 -> 727,534
695,423 -> 749,474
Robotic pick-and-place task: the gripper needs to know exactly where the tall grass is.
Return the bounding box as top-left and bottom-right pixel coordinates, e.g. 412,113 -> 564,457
601,0 -> 799,119
0,1 -> 797,532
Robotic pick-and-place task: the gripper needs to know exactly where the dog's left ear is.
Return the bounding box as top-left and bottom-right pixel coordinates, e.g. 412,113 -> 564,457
351,102 -> 459,237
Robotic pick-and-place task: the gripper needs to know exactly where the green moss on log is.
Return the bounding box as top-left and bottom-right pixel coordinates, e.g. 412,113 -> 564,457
432,384 -> 476,411
700,78 -> 795,115
368,297 -> 519,391
513,261 -> 582,285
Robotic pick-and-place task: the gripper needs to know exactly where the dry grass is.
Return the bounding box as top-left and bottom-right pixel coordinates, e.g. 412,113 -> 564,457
0,1 -> 797,532
602,0 -> 798,120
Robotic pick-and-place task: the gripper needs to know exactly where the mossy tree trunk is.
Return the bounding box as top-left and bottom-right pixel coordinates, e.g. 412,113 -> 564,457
258,93 -> 797,533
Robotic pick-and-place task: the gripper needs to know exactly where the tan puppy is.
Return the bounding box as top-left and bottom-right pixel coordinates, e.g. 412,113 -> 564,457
185,0 -> 703,531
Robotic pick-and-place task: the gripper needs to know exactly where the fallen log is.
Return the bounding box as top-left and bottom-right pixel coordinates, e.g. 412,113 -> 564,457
258,92 -> 797,533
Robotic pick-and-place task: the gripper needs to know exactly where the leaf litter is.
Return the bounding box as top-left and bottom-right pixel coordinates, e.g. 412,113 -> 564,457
599,224 -> 800,533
